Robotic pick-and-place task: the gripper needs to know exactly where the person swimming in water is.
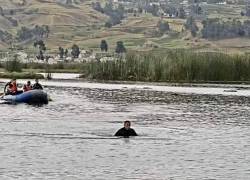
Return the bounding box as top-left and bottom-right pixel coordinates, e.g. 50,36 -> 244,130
114,120 -> 138,138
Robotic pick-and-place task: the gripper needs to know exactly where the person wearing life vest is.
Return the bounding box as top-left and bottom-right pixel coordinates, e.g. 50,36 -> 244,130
23,81 -> 32,92
11,79 -> 18,94
5,79 -> 18,95
4,79 -> 23,95
5,82 -> 14,95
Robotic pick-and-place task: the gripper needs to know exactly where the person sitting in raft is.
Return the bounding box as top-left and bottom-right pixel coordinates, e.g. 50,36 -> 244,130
23,81 -> 32,92
5,82 -> 13,95
32,78 -> 43,90
114,120 -> 138,138
5,79 -> 23,95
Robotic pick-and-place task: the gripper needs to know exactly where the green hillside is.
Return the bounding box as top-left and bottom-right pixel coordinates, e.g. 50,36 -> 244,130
0,0 -> 250,53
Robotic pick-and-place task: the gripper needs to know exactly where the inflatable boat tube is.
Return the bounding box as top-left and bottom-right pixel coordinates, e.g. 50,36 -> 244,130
2,90 -> 48,104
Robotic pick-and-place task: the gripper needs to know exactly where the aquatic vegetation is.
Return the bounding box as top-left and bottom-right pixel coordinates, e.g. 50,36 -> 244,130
85,50 -> 250,82
5,54 -> 22,72
0,72 -> 44,79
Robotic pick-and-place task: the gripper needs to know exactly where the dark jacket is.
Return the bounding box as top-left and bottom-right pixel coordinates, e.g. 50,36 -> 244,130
114,127 -> 138,137
32,83 -> 43,90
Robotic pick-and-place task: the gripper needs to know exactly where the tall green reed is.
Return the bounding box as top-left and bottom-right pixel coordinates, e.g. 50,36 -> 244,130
85,50 -> 250,82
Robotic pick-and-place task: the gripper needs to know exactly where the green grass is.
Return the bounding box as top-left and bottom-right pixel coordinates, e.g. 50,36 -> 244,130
22,62 -> 86,73
0,72 -> 44,79
1,62 -> 86,74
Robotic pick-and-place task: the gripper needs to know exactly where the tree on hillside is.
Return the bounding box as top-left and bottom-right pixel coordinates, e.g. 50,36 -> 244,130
6,16 -> 18,27
117,4 -> 125,14
71,44 -> 80,58
185,16 -> 199,37
103,1 -> 113,13
110,14 -> 122,25
201,19 -> 246,39
34,25 -> 43,38
10,10 -> 15,15
17,26 -> 30,41
17,25 -> 49,42
0,6 -> 4,16
65,49 -> 68,57
92,2 -> 103,13
100,40 -> 108,52
59,46 -> 64,59
44,25 -> 50,38
191,25 -> 198,37
105,21 -> 112,28
0,30 -> 13,43
178,7 -> 186,19
157,20 -> 170,34
115,41 -> 126,54
34,40 -> 46,60
92,0 -> 125,27
246,1 -> 250,17
191,4 -> 203,15
146,4 -> 159,16
66,0 -> 73,5
247,9 -> 250,17
138,7 -> 143,14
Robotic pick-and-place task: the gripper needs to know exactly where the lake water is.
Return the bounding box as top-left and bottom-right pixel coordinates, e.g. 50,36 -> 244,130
0,80 -> 250,179
38,73 -> 81,80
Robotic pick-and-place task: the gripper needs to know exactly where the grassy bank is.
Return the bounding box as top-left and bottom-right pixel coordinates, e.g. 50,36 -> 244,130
0,72 -> 44,79
2,50 -> 250,83
85,50 -> 250,82
22,63 -> 86,73
0,62 -> 86,74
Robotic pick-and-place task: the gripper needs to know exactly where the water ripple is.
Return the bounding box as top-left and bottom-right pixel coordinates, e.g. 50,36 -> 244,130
0,83 -> 250,179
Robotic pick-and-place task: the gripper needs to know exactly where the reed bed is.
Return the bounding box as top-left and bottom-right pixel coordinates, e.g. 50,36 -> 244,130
0,72 -> 44,79
85,50 -> 250,82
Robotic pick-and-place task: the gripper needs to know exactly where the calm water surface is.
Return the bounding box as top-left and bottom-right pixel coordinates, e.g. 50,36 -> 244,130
0,80 -> 250,180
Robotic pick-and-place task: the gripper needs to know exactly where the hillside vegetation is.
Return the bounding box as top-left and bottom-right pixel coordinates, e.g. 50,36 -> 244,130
0,0 -> 250,53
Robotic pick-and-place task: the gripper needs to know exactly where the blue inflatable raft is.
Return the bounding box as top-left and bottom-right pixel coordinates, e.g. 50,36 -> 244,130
1,90 -> 49,104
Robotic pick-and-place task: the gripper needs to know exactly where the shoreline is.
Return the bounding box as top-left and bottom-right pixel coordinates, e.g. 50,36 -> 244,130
1,70 -> 250,89
1,77 -> 250,90
0,72 -> 44,79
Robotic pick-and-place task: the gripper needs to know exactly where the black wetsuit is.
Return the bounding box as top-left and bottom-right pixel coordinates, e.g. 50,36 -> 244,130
32,83 -> 43,90
114,127 -> 138,137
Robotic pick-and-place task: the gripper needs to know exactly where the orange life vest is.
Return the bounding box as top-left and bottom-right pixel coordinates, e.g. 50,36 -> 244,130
23,85 -> 32,92
10,82 -> 17,93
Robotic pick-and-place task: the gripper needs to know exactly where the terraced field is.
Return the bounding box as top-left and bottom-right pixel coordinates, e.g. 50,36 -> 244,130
0,0 -> 250,53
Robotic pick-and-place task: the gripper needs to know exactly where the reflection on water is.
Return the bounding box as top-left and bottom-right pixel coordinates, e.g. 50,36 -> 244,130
38,73 -> 81,80
0,82 -> 250,179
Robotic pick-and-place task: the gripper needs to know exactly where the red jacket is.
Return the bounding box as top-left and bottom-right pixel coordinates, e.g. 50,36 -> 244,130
9,82 -> 17,93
